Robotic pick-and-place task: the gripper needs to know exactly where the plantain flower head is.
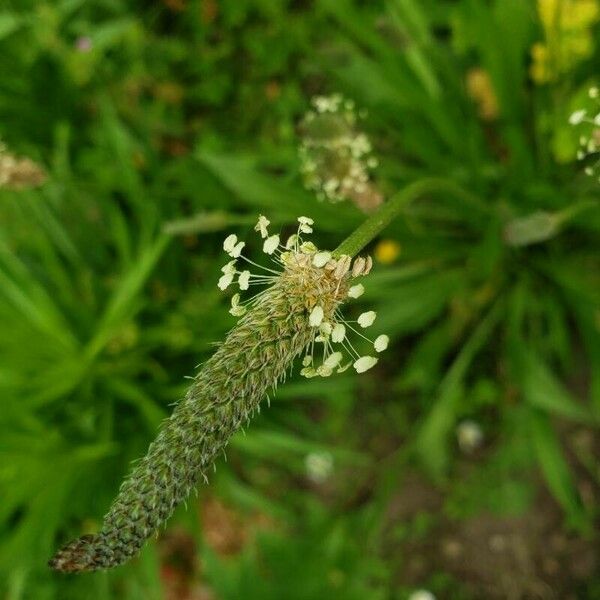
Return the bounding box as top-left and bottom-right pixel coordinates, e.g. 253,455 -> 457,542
49,214 -> 388,572
221,215 -> 389,378
299,94 -> 383,213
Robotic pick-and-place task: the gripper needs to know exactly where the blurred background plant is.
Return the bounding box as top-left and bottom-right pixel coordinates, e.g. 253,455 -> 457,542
298,93 -> 383,212
0,1 -> 598,599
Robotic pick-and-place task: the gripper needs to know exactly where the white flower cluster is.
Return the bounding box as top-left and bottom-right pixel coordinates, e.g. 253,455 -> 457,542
569,87 -> 600,181
299,94 -> 378,204
218,215 -> 389,376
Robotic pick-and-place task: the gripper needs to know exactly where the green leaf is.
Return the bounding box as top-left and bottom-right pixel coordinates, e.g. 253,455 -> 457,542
198,152 -> 361,233
528,410 -> 589,532
0,13 -> 22,41
415,298 -> 504,477
519,350 -> 592,424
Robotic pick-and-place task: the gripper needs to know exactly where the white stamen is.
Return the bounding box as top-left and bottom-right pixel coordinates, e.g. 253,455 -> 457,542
374,334 -> 389,352
300,241 -> 317,254
301,366 -> 317,378
357,311 -> 376,328
319,321 -> 332,336
263,234 -> 280,255
285,234 -> 298,249
218,273 -> 234,290
313,251 -> 332,268
331,323 -> 346,343
238,270 -> 250,290
223,234 -> 238,253
316,365 -> 333,377
324,352 -> 342,369
230,241 -> 245,258
254,215 -> 270,238
309,305 -> 324,327
353,356 -> 378,373
348,283 -> 364,298
221,260 -> 237,274
229,293 -> 247,317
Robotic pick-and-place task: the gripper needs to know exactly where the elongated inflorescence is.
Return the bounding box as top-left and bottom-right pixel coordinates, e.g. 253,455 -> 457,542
49,215 -> 388,572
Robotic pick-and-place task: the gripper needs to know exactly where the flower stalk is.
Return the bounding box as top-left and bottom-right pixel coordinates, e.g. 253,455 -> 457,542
334,177 -> 483,258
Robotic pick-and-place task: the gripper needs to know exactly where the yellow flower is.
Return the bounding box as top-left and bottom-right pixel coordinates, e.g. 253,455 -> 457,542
374,239 -> 401,264
531,0 -> 600,84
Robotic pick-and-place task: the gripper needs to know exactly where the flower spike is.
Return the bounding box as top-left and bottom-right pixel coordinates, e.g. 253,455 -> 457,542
49,214 -> 389,573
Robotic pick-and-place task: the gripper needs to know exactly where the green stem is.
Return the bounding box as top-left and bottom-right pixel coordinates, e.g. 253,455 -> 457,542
334,178 -> 481,258
555,198 -> 598,225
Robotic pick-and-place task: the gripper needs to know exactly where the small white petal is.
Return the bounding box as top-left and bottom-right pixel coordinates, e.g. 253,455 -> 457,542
218,273 -> 234,290
324,351 -> 342,369
230,241 -> 245,258
302,355 -> 313,366
238,270 -> 250,290
313,251 -> 332,267
263,234 -> 280,255
374,334 -> 389,352
348,283 -> 364,298
357,311 -> 376,328
331,323 -> 346,343
223,234 -> 238,252
309,305 -> 324,327
254,215 -> 270,238
298,216 -> 314,225
353,356 -> 378,373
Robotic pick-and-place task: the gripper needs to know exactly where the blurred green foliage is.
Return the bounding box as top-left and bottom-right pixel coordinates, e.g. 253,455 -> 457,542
0,0 -> 599,598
